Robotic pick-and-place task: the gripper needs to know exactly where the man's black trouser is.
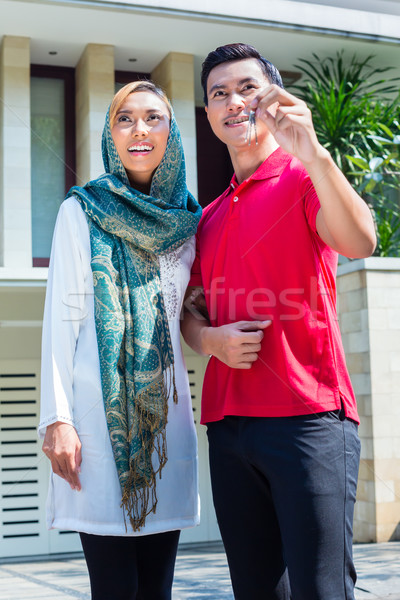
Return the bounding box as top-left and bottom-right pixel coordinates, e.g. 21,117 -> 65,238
207,409 -> 361,600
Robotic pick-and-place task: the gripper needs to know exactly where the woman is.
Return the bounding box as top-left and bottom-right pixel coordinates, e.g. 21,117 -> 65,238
38,80 -> 202,600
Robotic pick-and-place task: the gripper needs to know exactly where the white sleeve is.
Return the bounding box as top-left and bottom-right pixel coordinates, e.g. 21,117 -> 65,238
38,198 -> 90,438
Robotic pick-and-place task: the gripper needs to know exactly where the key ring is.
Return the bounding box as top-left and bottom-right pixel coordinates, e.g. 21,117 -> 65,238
245,109 -> 258,146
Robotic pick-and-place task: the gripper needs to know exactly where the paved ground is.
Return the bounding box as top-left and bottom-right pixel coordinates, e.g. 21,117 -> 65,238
0,541 -> 399,599
352,542 -> 400,600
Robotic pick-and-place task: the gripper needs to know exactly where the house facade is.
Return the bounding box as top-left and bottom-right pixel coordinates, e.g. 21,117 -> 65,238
1,0 -> 400,559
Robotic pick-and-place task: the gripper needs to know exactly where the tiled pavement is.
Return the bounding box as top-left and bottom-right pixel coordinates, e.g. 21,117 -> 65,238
352,542 -> 400,600
0,541 -> 399,599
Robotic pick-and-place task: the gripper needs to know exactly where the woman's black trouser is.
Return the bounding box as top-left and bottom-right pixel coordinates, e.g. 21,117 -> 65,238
79,529 -> 180,600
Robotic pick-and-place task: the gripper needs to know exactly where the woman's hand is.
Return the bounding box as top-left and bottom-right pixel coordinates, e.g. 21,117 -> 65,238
42,421 -> 82,491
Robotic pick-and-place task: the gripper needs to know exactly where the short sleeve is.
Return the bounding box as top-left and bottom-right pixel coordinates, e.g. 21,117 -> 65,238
188,231 -> 203,288
301,171 -> 321,234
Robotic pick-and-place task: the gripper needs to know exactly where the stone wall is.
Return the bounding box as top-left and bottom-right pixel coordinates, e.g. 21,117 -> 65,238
0,36 -> 31,268
337,257 -> 400,542
152,52 -> 198,197
75,43 -> 115,184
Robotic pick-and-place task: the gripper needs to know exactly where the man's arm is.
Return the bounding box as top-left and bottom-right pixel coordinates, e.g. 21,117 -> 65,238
253,86 -> 377,259
181,287 -> 271,369
310,151 -> 376,258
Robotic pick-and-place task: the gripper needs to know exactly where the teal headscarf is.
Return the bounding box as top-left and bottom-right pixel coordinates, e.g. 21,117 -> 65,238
67,100 -> 201,531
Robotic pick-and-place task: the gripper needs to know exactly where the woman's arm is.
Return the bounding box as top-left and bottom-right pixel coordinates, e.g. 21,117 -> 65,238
42,422 -> 82,491
39,199 -> 87,490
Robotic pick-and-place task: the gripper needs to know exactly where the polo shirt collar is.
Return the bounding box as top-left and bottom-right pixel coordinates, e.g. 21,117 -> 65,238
229,146 -> 291,189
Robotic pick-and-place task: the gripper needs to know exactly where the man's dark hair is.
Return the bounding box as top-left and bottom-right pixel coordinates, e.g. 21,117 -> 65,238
201,43 -> 284,105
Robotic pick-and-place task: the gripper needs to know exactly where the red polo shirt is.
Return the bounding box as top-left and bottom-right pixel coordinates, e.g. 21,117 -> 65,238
189,147 -> 359,424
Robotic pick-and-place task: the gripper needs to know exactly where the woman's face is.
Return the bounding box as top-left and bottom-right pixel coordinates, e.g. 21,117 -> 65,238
111,91 -> 170,191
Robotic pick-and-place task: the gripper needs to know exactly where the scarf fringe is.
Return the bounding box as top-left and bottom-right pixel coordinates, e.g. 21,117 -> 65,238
121,365 -> 177,532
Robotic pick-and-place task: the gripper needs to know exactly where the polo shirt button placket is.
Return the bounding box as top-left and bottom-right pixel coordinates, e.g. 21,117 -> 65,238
233,196 -> 239,203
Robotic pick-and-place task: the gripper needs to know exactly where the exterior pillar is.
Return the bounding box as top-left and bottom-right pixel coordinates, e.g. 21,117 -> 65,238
152,52 -> 198,196
337,258 -> 400,542
75,44 -> 114,184
0,36 -> 31,268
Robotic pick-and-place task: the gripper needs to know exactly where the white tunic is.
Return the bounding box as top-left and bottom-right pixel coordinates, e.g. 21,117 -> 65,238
38,197 -> 200,536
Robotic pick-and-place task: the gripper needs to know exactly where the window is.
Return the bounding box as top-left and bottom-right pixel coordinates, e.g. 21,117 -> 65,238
115,70 -> 151,93
30,66 -> 75,267
196,107 -> 233,207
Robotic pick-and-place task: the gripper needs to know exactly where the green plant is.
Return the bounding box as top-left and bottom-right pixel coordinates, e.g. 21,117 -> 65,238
347,127 -> 400,257
292,51 -> 400,257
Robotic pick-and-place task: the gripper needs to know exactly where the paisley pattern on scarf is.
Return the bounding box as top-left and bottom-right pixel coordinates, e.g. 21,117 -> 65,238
68,106 -> 201,531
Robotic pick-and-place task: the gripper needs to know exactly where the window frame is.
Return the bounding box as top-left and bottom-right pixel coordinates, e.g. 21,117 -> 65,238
115,70 -> 151,87
30,65 -> 76,267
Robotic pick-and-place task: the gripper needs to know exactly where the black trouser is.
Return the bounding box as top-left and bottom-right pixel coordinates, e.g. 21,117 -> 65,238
207,410 -> 361,600
79,529 -> 180,600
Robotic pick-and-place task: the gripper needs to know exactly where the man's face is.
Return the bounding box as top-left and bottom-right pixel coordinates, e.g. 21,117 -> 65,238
205,58 -> 270,148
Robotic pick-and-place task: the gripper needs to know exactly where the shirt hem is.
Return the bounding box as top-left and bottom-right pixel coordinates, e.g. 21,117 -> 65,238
201,399 -> 347,425
47,514 -> 200,537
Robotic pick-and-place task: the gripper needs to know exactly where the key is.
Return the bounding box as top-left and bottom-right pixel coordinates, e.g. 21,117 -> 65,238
245,109 -> 258,146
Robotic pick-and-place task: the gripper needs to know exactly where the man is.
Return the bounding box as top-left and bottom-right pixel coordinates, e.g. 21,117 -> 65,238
181,43 -> 376,599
